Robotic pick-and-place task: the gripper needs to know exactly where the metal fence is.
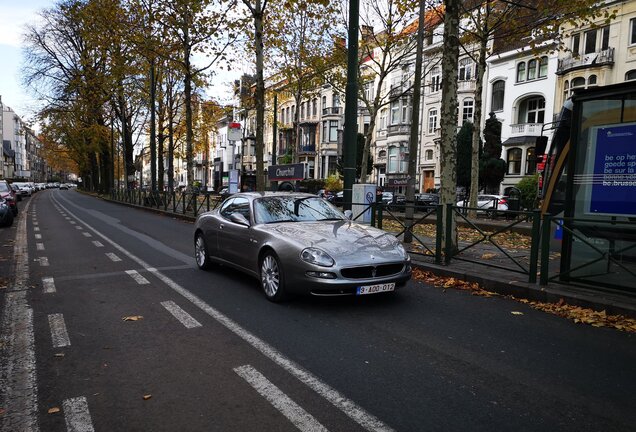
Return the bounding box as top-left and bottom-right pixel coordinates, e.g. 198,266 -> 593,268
107,190 -> 635,292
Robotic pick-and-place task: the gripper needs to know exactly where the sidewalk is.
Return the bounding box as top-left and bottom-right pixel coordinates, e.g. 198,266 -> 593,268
101,193 -> 636,319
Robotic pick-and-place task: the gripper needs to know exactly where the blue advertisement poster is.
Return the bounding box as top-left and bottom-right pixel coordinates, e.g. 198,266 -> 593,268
588,123 -> 636,216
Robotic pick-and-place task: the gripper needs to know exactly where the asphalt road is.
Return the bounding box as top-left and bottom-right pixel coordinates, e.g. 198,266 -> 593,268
1,189 -> 635,432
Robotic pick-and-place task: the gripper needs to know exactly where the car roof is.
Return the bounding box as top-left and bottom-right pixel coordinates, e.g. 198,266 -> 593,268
230,191 -> 317,199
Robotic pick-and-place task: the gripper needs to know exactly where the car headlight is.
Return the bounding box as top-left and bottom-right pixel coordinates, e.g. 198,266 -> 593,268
300,248 -> 334,267
396,243 -> 410,261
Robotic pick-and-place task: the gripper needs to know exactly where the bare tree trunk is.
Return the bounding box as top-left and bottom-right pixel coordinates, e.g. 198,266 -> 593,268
468,14 -> 490,218
404,0 -> 426,244
439,0 -> 461,254
183,14 -> 194,190
253,0 -> 266,192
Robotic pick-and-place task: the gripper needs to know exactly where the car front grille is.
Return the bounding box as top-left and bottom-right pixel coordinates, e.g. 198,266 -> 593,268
341,263 -> 405,279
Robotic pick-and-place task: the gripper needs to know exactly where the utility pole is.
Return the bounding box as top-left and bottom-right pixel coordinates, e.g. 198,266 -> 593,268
342,0 -> 360,210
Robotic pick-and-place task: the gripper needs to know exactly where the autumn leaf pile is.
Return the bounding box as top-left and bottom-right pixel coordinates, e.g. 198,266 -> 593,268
412,268 -> 636,333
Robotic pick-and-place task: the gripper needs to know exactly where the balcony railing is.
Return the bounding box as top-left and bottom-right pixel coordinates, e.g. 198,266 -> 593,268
322,107 -> 342,116
387,124 -> 411,137
510,123 -> 543,137
557,47 -> 614,74
457,79 -> 476,92
298,145 -> 316,154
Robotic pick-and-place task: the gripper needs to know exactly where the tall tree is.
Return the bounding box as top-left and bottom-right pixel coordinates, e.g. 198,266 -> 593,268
320,0 -> 420,184
439,0 -> 461,253
155,0 -> 239,190
266,0 -> 336,164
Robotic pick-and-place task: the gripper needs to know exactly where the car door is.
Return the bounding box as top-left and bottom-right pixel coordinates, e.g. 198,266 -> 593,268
217,197 -> 252,269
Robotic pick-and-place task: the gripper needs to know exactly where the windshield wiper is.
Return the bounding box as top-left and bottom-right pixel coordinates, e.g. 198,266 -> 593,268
316,217 -> 343,221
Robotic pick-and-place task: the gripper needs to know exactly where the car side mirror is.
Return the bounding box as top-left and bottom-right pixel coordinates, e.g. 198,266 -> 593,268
229,212 -> 250,227
344,210 -> 353,220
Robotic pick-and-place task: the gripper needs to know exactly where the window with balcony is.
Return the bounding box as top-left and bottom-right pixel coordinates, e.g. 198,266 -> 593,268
584,29 -> 597,54
491,80 -> 505,112
572,33 -> 581,56
428,108 -> 438,134
388,146 -> 398,172
332,93 -> 340,107
458,58 -> 473,81
379,108 -> 387,130
519,96 -> 545,124
517,57 -> 548,83
631,18 -> 636,45
430,66 -> 441,92
462,99 -> 474,124
390,100 -> 400,125
507,148 -> 522,175
387,145 -> 407,173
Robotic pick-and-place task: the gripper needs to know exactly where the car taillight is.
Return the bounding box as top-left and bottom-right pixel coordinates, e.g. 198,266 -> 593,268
498,199 -> 507,205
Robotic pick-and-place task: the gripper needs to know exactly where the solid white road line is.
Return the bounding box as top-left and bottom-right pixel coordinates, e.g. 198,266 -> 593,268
91,241 -> 104,248
34,234 -> 42,240
0,199 -> 38,432
63,397 -> 95,432
53,195 -> 393,432
43,277 -> 56,294
105,253 -> 122,262
160,301 -> 202,329
125,270 -> 150,285
36,243 -> 45,251
82,232 -> 92,237
48,313 -> 71,348
234,365 -> 328,432
39,257 -> 49,267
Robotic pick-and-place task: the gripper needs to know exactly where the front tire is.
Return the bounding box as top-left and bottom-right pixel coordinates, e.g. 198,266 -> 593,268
260,251 -> 286,302
195,232 -> 213,270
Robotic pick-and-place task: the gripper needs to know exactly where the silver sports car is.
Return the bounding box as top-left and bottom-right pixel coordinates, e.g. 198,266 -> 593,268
193,192 -> 411,301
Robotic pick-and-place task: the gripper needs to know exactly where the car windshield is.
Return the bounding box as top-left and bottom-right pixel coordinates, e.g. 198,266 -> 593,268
253,196 -> 345,224
0,183 -> 9,192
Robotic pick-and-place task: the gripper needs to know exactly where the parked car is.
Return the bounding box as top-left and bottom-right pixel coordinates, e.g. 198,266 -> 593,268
456,194 -> 508,215
388,193 -> 406,211
0,199 -> 14,227
60,183 -> 69,190
194,192 -> 411,301
317,189 -> 335,202
415,193 -> 439,210
0,180 -> 18,216
380,192 -> 393,205
10,184 -> 23,201
12,182 -> 33,196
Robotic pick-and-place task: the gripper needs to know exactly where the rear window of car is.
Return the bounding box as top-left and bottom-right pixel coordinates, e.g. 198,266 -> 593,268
0,182 -> 9,192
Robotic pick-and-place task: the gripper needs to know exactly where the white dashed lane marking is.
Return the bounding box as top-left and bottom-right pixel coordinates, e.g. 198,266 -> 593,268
92,241 -> 104,248
34,234 -> 42,240
125,270 -> 150,285
234,365 -> 328,432
105,253 -> 121,262
160,301 -> 202,329
75,226 -> 83,230
82,232 -> 92,237
42,278 -> 56,294
63,396 -> 95,432
34,227 -> 40,232
38,257 -> 49,267
48,313 -> 70,348
36,243 -> 45,251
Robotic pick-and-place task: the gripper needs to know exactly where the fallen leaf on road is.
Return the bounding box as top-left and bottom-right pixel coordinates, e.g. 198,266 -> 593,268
143,395 -> 152,400
511,311 -> 524,315
481,253 -> 497,260
122,316 -> 143,321
47,407 -> 60,414
0,408 -> 5,416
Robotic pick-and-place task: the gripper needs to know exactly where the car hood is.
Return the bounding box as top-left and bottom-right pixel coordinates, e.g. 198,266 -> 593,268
259,221 -> 405,262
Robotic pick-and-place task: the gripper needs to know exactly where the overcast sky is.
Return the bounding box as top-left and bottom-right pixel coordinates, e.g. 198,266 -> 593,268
0,0 -> 244,130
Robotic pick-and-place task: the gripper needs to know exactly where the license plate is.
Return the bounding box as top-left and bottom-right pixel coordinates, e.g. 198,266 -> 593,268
356,283 -> 395,295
